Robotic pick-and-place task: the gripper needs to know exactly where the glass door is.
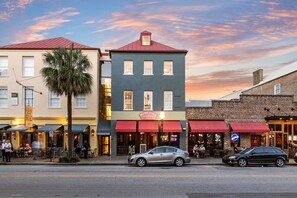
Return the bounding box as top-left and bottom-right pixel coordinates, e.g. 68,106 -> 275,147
275,132 -> 283,148
101,136 -> 110,155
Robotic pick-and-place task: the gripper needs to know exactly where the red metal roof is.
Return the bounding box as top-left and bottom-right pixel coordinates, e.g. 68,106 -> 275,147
189,121 -> 229,133
0,37 -> 99,50
162,121 -> 182,133
110,31 -> 187,53
138,120 -> 159,132
115,121 -> 137,133
229,122 -> 269,133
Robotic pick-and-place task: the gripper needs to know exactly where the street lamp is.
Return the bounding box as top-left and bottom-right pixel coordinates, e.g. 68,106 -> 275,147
159,108 -> 165,146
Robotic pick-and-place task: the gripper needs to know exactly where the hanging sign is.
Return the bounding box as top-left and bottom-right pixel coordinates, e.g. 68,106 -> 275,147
25,106 -> 33,127
231,133 -> 239,142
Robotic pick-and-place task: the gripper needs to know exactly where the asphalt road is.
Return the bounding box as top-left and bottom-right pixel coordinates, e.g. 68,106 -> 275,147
1,165 -> 297,198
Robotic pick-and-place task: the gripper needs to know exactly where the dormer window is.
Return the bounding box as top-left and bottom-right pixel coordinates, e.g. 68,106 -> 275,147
142,36 -> 150,46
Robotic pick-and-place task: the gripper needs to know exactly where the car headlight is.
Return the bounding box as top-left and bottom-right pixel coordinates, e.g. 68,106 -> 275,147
229,156 -> 237,159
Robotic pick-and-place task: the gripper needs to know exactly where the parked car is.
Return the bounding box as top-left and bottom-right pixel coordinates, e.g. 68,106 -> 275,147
128,146 -> 191,167
294,152 -> 297,163
222,146 -> 288,167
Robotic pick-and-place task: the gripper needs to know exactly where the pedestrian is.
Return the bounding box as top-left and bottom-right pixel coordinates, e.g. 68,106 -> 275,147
83,140 -> 90,159
234,144 -> 239,153
192,144 -> 199,158
1,139 -> 6,162
199,144 -> 205,158
4,140 -> 12,162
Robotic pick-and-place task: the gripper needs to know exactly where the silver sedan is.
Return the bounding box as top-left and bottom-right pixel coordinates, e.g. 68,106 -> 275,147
128,146 -> 191,167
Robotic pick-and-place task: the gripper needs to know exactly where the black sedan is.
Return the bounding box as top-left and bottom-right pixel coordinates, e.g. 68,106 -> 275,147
222,146 -> 288,167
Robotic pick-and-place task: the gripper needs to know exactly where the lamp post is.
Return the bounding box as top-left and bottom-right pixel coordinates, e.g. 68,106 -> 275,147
159,108 -> 165,146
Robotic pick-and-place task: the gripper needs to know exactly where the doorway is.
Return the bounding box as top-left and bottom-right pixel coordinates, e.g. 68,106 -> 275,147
275,132 -> 282,148
100,136 -> 110,155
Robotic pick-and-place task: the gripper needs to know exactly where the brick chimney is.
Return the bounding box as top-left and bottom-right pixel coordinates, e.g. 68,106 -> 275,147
253,69 -> 263,85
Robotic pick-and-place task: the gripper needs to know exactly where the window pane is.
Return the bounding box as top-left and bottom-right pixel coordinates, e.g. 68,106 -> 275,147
23,88 -> 34,106
164,61 -> 173,75
144,61 -> 153,75
144,91 -> 153,110
124,61 -> 133,75
0,87 -> 8,107
49,91 -> 60,108
124,91 -> 133,110
23,57 -> 34,77
142,36 -> 150,45
164,91 -> 173,110
0,57 -> 8,76
75,95 -> 86,108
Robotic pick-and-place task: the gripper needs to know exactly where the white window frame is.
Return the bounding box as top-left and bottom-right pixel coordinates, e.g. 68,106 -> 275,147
124,61 -> 133,75
144,91 -> 153,110
142,36 -> 150,46
23,87 -> 34,107
22,56 -> 34,77
164,91 -> 173,110
0,87 -> 8,108
0,56 -> 8,77
143,61 -> 153,75
124,91 -> 133,110
48,91 -> 61,108
164,61 -> 173,75
75,95 -> 87,108
274,83 -> 281,95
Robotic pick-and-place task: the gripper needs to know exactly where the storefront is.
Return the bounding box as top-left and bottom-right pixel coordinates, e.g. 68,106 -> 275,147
188,120 -> 228,156
115,121 -> 137,155
97,120 -> 111,156
36,124 -> 64,150
7,125 -> 37,150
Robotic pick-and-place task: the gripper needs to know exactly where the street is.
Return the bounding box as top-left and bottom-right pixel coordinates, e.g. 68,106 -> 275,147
1,165 -> 297,198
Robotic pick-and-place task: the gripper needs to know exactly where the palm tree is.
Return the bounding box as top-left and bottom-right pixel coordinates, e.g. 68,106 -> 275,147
41,44 -> 93,157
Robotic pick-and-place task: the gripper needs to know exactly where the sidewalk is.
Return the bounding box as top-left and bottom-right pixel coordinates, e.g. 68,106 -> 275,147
0,156 -> 296,166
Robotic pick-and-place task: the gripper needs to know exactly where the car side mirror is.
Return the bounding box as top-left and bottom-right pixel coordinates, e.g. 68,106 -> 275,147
148,151 -> 154,155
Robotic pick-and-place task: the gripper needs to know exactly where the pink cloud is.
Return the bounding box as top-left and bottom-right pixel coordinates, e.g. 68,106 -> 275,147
0,0 -> 33,21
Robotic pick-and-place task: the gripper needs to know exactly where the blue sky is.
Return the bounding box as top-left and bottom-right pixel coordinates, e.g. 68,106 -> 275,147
1,0 -> 297,100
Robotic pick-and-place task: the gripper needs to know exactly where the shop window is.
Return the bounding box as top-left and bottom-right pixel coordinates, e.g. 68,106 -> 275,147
206,133 -> 214,147
188,134 -> 196,146
127,133 -> 135,145
215,133 -> 223,147
117,134 -> 125,146
269,124 -> 282,131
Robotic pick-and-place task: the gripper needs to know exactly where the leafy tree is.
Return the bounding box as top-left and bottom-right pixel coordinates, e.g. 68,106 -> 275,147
41,44 -> 93,157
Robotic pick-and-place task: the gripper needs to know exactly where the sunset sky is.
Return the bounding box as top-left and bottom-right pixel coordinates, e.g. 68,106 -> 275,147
1,0 -> 297,101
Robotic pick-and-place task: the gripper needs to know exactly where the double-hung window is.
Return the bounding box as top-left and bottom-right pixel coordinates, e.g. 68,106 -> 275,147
124,61 -> 133,75
164,61 -> 173,75
124,91 -> 133,110
144,91 -> 153,110
23,56 -> 34,77
274,83 -> 281,95
23,87 -> 34,107
0,56 -> 8,77
164,91 -> 173,110
49,91 -> 60,108
144,61 -> 153,75
75,95 -> 87,108
0,87 -> 8,108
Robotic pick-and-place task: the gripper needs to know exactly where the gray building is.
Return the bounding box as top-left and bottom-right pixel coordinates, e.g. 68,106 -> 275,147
109,31 -> 187,155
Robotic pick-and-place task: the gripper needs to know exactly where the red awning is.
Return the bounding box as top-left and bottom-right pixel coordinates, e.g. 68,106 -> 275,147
115,121 -> 137,132
162,121 -> 182,132
229,122 -> 269,133
189,121 -> 229,133
138,121 -> 158,132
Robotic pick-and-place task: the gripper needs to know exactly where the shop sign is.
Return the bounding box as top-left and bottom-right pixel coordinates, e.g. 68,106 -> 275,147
25,106 -> 33,127
231,133 -> 239,142
139,111 -> 158,120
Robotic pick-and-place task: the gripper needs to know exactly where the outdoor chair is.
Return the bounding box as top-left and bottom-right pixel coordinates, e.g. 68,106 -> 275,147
214,149 -> 220,158
204,150 -> 210,158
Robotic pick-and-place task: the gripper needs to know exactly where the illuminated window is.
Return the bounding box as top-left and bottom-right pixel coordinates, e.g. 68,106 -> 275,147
142,36 -> 150,45
124,61 -> 133,75
164,61 -> 173,75
124,91 -> 133,110
144,61 -> 153,75
144,91 -> 153,110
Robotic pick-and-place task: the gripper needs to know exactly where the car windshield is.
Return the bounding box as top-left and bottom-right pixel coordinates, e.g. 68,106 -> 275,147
239,147 -> 253,154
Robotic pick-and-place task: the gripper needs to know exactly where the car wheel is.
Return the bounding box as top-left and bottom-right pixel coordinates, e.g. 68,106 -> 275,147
175,157 -> 184,167
136,158 -> 146,167
238,158 -> 247,167
275,158 -> 285,167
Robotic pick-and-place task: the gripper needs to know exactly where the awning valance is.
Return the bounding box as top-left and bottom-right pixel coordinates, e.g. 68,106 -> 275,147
189,121 -> 229,133
7,125 -> 29,132
115,121 -> 137,132
138,120 -> 158,132
36,124 -> 63,132
162,121 -> 182,132
0,124 -> 10,130
229,122 -> 269,133
97,120 -> 111,135
65,124 -> 89,133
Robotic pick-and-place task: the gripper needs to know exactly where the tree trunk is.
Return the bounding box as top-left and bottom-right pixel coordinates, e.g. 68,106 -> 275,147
67,94 -> 73,157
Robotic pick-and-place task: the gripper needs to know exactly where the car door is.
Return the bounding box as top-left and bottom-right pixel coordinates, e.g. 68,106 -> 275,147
248,148 -> 265,164
264,147 -> 276,164
163,147 -> 178,163
146,147 -> 166,164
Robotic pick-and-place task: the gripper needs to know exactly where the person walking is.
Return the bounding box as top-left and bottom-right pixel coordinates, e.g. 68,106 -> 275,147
4,140 -> 12,162
1,140 -> 5,162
